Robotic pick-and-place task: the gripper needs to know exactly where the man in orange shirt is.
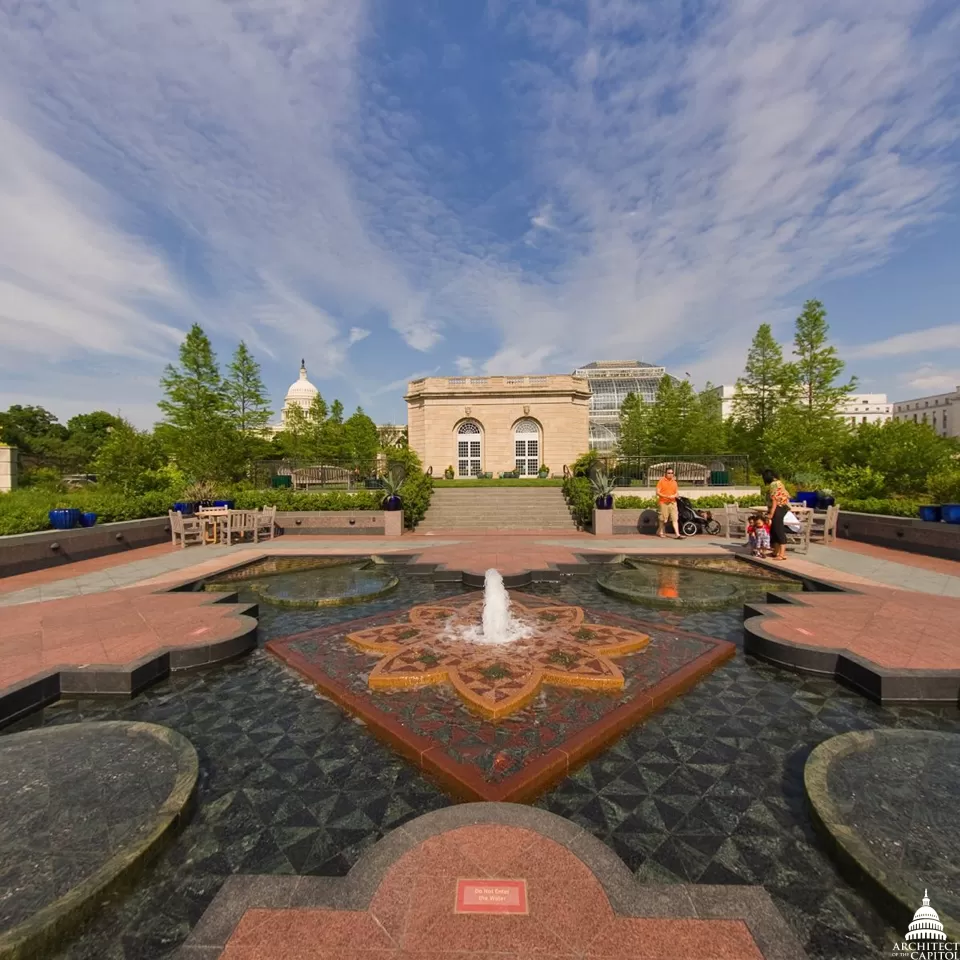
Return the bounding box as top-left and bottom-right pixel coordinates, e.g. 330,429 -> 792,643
655,467 -> 684,539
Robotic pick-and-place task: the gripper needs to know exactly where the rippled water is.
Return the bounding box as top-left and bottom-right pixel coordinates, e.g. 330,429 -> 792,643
597,556 -> 804,610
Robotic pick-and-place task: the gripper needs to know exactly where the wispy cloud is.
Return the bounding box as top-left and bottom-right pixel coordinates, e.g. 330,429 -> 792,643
899,364 -> 960,396
0,0 -> 958,424
852,324 -> 960,358
348,327 -> 371,346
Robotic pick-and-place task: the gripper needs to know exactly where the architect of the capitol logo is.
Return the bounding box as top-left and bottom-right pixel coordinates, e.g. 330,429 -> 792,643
892,891 -> 958,960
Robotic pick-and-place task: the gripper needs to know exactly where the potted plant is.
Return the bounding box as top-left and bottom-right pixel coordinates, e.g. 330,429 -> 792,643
792,471 -> 823,509
78,512 -> 98,527
48,507 -> 81,530
538,464 -> 549,479
444,465 -> 455,480
926,470 -> 960,524
591,471 -> 615,509
815,488 -> 835,510
381,472 -> 404,511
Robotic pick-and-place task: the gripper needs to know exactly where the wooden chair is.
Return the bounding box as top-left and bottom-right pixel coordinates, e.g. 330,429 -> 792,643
169,510 -> 203,549
254,506 -> 277,542
808,505 -> 839,544
219,510 -> 253,545
784,505 -> 814,554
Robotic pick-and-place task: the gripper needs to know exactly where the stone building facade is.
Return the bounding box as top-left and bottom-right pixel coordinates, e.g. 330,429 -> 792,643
405,375 -> 590,478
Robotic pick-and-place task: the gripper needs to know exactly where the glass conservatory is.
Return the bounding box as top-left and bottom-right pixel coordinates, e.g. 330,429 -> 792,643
572,360 -> 673,453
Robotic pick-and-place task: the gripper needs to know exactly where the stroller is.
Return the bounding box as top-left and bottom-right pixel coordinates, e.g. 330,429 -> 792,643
676,496 -> 722,537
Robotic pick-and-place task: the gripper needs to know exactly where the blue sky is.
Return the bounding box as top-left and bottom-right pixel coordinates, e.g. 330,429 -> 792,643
0,0 -> 958,428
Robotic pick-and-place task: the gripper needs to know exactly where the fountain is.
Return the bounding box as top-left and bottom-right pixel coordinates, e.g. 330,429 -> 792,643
459,569 -> 533,646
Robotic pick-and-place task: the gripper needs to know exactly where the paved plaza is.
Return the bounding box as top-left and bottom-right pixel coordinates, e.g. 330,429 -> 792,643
0,531 -> 958,960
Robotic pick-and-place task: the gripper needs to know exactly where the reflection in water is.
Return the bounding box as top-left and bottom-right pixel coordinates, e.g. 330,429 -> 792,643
207,561 -> 398,607
598,558 -> 802,610
656,566 -> 680,600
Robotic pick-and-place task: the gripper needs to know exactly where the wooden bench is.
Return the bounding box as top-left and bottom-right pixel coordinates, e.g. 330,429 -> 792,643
290,465 -> 352,489
648,461 -> 710,485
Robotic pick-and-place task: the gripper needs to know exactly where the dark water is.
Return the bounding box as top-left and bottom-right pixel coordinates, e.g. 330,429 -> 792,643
3,569 -> 957,960
597,556 -> 803,609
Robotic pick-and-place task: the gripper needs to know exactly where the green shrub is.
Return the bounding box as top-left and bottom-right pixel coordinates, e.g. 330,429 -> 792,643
232,489 -> 381,511
613,494 -> 765,510
382,447 -> 433,528
827,465 -> 886,500
562,476 -> 593,527
837,498 -> 922,518
926,470 -> 960,505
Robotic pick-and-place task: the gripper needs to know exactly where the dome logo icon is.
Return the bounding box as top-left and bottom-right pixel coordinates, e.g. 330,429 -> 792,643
892,891 -> 958,959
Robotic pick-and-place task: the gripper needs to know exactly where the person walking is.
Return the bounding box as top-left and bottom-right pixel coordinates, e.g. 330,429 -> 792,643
656,467 -> 684,539
762,468 -> 790,561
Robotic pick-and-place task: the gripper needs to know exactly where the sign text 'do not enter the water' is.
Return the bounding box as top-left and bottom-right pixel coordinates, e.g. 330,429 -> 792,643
455,879 -> 528,915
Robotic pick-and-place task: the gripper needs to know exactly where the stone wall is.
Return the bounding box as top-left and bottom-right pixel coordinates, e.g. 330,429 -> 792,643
0,444 -> 18,493
0,517 -> 171,578
837,511 -> 960,562
0,511 -> 402,580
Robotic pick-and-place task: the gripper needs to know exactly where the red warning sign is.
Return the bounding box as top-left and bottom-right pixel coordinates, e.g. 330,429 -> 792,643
455,879 -> 528,915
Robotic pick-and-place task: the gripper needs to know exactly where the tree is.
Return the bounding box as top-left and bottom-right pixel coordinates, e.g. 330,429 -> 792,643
617,392 -> 649,458
61,411 -> 124,473
0,405 -> 66,454
841,420 -> 958,495
732,324 -> 789,434
688,384 -> 727,456
644,377 -> 699,455
93,421 -> 167,495
224,342 -> 272,434
344,407 -> 380,473
790,300 -> 856,412
158,324 -> 241,482
223,341 -> 274,467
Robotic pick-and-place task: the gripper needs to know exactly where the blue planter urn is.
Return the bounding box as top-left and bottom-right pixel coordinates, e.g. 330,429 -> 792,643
172,501 -> 196,516
918,505 -> 942,523
213,500 -> 235,509
941,504 -> 960,525
383,495 -> 403,512
796,491 -> 818,508
595,494 -> 614,510
49,508 -> 81,530
78,512 -> 98,528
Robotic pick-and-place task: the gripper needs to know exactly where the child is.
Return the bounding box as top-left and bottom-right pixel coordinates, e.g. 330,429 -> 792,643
747,515 -> 770,557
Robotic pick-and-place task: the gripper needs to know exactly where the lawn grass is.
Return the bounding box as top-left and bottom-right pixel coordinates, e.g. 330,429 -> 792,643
432,478 -> 565,487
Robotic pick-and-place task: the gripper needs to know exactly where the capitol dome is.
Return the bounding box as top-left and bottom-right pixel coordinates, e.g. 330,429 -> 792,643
905,891 -> 947,942
281,359 -> 319,424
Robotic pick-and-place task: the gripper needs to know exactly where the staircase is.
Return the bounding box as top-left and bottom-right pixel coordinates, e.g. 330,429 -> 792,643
418,487 -> 579,532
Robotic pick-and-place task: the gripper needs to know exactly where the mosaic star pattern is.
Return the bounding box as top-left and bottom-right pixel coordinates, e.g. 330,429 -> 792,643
347,598 -> 651,719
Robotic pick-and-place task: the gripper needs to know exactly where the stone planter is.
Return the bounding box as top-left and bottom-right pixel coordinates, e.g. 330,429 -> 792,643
592,508 -> 613,537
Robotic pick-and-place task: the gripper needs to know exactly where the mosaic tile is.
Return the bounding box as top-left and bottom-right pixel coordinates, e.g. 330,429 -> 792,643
0,573 -> 956,960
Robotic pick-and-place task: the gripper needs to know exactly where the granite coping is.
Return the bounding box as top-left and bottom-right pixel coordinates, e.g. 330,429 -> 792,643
0,721 -> 198,960
176,802 -> 809,960
804,729 -> 960,944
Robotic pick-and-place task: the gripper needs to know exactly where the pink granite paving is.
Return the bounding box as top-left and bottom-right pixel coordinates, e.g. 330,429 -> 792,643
0,543 -> 179,594
830,538 -> 960,577
0,587 -> 256,692
756,585 -> 960,671
217,825 -> 766,960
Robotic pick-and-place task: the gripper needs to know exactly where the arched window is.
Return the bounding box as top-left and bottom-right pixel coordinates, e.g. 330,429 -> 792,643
457,421 -> 482,477
513,419 -> 540,477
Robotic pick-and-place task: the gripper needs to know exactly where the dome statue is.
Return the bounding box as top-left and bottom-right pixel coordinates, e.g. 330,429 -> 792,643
281,359 -> 319,425
905,891 -> 947,942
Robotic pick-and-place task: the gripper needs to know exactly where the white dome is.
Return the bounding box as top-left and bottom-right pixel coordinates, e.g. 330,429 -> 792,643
280,360 -> 319,426
285,360 -> 319,402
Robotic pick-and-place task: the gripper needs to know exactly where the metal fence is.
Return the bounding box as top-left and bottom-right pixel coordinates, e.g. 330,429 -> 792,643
589,455 -> 751,487
251,458 -> 384,490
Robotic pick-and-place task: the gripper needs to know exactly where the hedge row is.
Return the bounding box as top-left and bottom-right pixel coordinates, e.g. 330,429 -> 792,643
0,487 -> 392,536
